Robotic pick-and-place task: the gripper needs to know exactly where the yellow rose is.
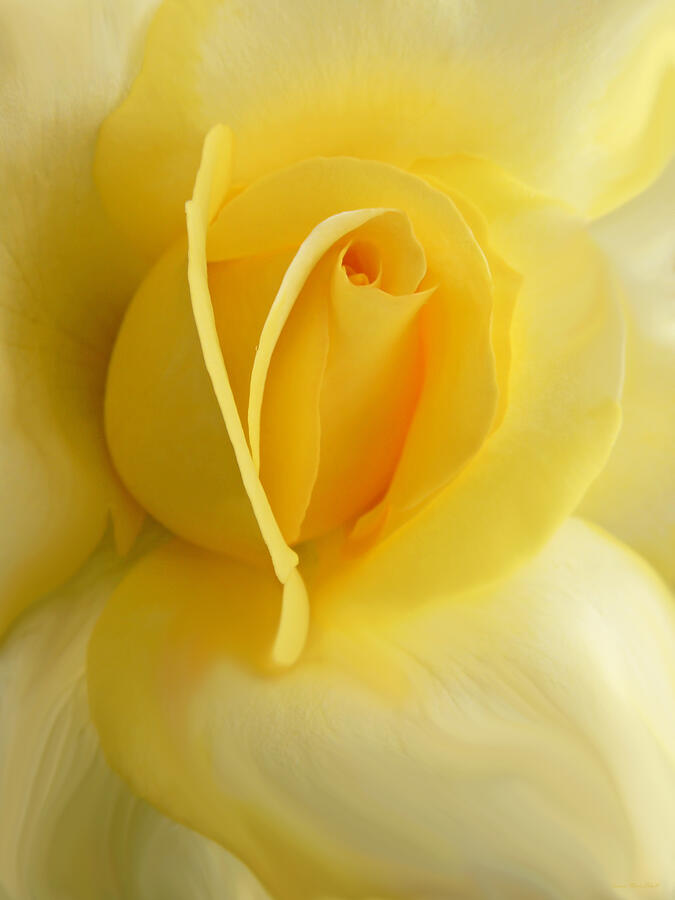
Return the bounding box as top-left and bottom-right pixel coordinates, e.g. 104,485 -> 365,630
1,1 -> 674,899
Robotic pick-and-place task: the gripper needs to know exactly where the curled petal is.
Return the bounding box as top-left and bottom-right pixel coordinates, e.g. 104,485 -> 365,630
336,158 -> 622,603
186,126 -> 306,664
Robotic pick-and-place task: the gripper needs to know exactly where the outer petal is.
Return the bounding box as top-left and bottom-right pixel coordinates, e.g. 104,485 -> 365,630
579,158 -> 675,585
0,0 -> 160,636
89,519 -> 675,900
0,531 -> 270,900
95,0 -> 675,257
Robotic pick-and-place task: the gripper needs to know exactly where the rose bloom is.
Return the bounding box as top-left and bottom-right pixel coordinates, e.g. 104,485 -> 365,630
1,0 -> 674,898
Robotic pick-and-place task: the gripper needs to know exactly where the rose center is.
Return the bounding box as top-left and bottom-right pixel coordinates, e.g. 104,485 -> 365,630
253,211 -> 434,546
342,241 -> 380,286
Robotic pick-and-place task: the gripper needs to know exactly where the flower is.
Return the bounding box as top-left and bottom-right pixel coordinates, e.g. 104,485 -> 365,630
1,1 -> 674,898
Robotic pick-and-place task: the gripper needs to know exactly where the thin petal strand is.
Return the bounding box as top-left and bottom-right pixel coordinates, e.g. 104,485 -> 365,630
186,125 -> 306,664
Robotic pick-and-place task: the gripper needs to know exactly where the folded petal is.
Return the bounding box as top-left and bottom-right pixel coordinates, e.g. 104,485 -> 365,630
579,158 -> 675,585
339,158 -> 622,603
298,235 -> 431,541
88,519 -> 675,899
95,0 -> 675,257
0,532 -> 270,900
0,0 -> 160,636
249,208 -> 428,543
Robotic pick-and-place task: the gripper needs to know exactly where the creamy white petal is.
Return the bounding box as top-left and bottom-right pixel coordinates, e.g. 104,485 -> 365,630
96,0 -> 675,258
89,519 -> 675,899
580,157 -> 675,584
0,0 -> 161,636
0,532 -> 270,900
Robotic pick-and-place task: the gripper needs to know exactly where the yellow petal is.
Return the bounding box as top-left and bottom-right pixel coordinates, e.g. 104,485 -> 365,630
209,248 -> 297,424
249,209 -> 417,539
331,156 -> 621,604
0,0 -> 159,637
0,531 -> 271,900
104,240 -> 265,561
255,246 -> 331,543
580,157 -> 675,585
300,235 -> 431,541
95,0 -> 675,257
108,473 -> 146,556
417,165 -> 520,429
108,127 -> 310,663
187,126 -> 294,577
88,519 -> 675,899
251,207 -> 432,543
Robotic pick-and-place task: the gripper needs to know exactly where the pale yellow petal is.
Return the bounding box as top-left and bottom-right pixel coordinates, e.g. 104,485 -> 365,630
88,519 -> 675,899
579,157 -> 675,584
0,0 -> 161,636
95,0 -> 675,257
0,531 -> 271,900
